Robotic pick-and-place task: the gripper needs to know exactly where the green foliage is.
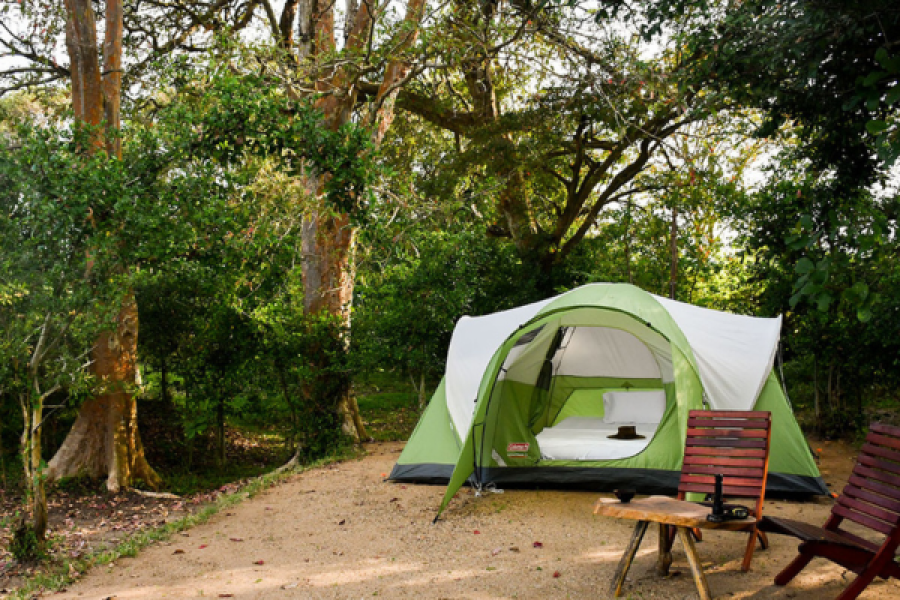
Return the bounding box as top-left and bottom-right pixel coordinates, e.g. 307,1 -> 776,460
354,227 -> 544,384
686,0 -> 900,183
0,40 -> 381,486
728,155 -> 900,433
0,118 -> 137,500
158,54 -> 377,223
135,251 -> 351,464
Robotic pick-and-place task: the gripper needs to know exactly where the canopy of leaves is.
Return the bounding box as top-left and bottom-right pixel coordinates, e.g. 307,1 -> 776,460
684,0 -> 900,185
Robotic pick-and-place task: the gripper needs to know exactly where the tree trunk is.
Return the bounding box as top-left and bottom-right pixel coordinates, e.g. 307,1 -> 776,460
161,358 -> 169,404
411,371 -> 427,411
48,295 -> 161,490
0,419 -> 6,489
827,363 -> 835,415
301,207 -> 367,441
669,205 -> 678,300
216,387 -> 226,467
813,354 -> 821,435
101,0 -> 122,157
298,0 -> 425,444
49,1 -> 159,491
19,390 -> 47,542
275,362 -> 297,452
30,400 -> 47,542
624,201 -> 634,284
64,0 -> 103,139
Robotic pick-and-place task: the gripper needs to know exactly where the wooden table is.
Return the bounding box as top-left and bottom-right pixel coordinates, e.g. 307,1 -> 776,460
594,496 -> 755,600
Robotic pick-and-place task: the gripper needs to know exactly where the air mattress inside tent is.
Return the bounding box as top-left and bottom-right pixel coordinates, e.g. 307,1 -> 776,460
536,417 -> 659,460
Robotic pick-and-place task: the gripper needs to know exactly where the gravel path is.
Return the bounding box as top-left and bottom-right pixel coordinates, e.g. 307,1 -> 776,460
53,441 -> 900,599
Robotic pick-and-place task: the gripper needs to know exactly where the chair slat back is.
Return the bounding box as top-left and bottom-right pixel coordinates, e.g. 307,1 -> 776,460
678,410 -> 772,510
832,423 -> 900,540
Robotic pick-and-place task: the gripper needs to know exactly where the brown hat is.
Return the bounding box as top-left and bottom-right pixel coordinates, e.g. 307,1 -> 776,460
608,425 -> 645,440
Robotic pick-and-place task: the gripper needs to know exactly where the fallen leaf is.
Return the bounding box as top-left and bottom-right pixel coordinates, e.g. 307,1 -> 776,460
533,541 -> 543,548
509,546 -> 520,553
173,549 -> 185,555
553,571 -> 561,578
474,530 -> 481,535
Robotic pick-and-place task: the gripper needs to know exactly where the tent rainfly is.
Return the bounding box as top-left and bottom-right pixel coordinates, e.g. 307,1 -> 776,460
389,283 -> 828,518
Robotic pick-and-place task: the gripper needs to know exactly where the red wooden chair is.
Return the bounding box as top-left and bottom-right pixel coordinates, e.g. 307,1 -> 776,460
677,409 -> 772,572
759,422 -> 900,600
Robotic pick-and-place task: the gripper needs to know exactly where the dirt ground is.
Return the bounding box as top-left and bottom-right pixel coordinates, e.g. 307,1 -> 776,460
34,440 -> 900,599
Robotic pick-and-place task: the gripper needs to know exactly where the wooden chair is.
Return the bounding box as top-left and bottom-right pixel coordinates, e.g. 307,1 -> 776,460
759,422 -> 900,600
676,409 -> 772,572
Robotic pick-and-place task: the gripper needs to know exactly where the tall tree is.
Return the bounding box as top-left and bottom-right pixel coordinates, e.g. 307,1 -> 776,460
253,0 -> 427,441
379,1 -> 714,289
2,1 -> 427,466
42,0 -> 161,490
1,0 -> 265,491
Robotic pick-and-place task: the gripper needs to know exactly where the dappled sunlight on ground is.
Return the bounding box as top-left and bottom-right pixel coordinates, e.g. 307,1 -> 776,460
305,560 -> 420,586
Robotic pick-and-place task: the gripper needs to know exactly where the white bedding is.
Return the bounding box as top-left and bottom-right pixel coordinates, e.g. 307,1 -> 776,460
536,417 -> 657,461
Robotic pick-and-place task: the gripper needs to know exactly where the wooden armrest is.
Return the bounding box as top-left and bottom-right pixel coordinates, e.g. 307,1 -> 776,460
759,516 -> 879,552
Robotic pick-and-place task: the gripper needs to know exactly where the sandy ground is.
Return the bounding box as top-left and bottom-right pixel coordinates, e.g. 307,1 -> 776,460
49,441 -> 900,600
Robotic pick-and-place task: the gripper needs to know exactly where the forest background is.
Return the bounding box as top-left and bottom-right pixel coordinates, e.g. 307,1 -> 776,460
1,0 -> 899,565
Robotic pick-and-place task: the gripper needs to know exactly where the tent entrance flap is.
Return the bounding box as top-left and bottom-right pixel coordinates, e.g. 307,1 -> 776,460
481,313 -> 681,469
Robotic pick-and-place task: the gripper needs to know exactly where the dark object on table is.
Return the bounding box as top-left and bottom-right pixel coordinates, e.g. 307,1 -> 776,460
677,409 -> 772,572
613,488 -> 636,503
759,422 -> 900,600
607,425 -> 645,439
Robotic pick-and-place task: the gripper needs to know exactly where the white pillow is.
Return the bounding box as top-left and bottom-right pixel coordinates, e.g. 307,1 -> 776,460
602,391 -> 666,425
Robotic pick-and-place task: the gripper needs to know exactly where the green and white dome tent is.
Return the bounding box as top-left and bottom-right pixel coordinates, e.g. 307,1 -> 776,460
389,283 -> 828,518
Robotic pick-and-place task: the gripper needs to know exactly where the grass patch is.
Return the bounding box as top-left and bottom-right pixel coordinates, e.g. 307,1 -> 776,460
354,371 -> 435,442
8,445 -> 358,600
357,391 -> 420,441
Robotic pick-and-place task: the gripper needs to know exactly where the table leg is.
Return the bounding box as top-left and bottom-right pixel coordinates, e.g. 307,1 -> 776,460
657,523 -> 673,576
609,520 -> 649,597
676,526 -> 713,600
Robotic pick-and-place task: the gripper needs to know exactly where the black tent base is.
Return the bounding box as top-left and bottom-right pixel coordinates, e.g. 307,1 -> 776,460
389,463 -> 830,498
